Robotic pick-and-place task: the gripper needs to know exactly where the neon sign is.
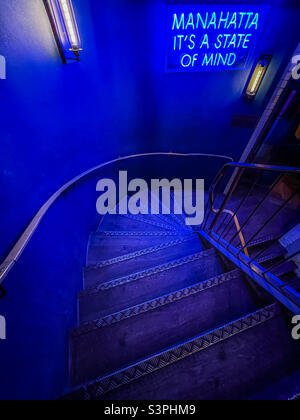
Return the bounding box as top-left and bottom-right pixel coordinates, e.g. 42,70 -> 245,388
166,5 -> 269,72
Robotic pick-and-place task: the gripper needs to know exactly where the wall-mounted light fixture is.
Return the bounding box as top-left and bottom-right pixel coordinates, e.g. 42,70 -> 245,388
44,0 -> 82,64
245,54 -> 272,101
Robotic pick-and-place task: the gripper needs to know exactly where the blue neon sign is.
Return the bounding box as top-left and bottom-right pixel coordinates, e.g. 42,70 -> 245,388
166,5 -> 269,72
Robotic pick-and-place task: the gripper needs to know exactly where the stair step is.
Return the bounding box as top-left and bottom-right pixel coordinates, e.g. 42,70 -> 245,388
140,213 -> 186,231
79,248 -> 224,323
274,260 -> 297,277
225,207 -> 293,248
98,214 -> 180,232
147,190 -> 190,229
280,223 -> 300,253
170,190 -> 205,230
237,235 -> 277,251
87,232 -> 194,265
114,192 -> 190,230
84,236 -> 204,288
66,304 -> 300,400
284,276 -> 300,292
169,192 -> 192,229
71,269 -> 260,386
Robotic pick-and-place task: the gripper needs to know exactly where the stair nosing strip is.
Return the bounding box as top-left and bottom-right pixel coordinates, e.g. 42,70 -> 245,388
73,269 -> 241,337
274,261 -> 297,277
257,253 -> 284,264
118,214 -> 184,232
170,214 -> 192,230
152,212 -> 186,229
169,191 -> 193,230
237,235 -> 276,249
81,248 -> 216,295
71,304 -> 280,399
86,235 -> 196,271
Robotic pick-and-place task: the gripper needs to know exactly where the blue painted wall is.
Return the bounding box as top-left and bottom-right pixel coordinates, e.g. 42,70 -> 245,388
0,0 -> 299,399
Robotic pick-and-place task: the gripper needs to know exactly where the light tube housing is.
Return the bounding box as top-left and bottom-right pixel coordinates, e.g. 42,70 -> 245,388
245,54 -> 272,101
44,0 -> 82,63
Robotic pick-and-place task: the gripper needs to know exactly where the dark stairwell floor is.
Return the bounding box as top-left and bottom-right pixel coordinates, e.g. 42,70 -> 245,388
64,197 -> 300,400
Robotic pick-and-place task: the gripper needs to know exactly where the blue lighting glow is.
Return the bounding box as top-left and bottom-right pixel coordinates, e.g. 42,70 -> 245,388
166,5 -> 269,72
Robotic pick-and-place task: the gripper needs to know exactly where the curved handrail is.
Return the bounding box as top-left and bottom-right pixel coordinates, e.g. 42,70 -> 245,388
209,163 -> 300,204
201,161 -> 300,313
224,162 -> 300,173
0,152 -> 233,287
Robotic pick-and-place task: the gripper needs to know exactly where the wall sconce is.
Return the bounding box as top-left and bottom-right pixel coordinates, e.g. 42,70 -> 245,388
44,0 -> 82,64
245,54 -> 272,101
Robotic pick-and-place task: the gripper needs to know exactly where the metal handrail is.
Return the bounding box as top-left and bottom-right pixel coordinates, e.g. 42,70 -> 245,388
0,152 -> 233,287
208,162 -> 300,232
206,163 -> 300,256
210,207 -> 250,257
